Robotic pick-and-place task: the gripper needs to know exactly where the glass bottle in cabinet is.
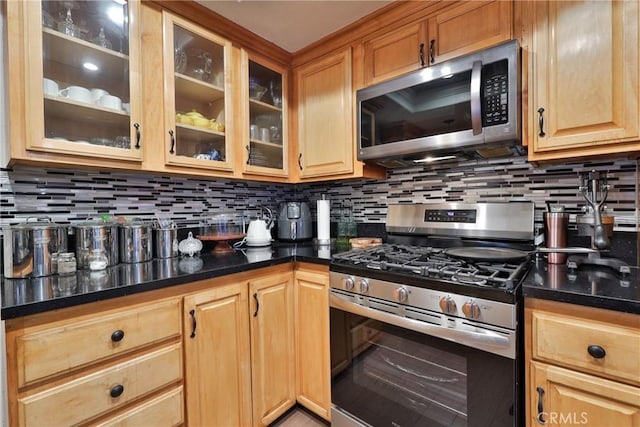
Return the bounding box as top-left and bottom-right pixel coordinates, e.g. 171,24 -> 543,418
24,0 -> 142,160
163,13 -> 233,172
244,54 -> 288,176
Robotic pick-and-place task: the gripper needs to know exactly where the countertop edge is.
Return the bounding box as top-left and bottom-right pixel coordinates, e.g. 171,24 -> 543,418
1,253 -> 329,320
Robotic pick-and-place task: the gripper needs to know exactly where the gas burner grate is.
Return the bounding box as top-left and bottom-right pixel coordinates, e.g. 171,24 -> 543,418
333,244 -> 529,289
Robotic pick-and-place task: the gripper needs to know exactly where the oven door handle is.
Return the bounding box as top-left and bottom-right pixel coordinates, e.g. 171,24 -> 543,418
330,292 -> 515,359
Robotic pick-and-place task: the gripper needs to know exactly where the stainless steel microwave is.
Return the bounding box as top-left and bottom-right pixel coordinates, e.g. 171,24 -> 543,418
357,40 -> 522,168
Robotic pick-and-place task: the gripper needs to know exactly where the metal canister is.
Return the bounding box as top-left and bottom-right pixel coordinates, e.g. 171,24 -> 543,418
74,222 -> 119,269
119,222 -> 153,263
2,220 -> 68,278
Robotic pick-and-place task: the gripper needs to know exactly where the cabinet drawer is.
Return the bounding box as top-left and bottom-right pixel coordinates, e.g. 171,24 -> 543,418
92,386 -> 184,427
17,299 -> 181,387
18,343 -> 182,427
531,310 -> 640,386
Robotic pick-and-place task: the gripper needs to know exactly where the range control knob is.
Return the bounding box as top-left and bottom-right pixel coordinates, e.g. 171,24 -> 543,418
462,300 -> 481,319
439,296 -> 457,315
359,279 -> 370,294
342,277 -> 355,291
394,286 -> 408,303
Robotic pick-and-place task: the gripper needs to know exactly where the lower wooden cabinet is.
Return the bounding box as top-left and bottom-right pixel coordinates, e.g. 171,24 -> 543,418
5,295 -> 184,427
6,264 -> 331,427
525,298 -> 640,427
294,263 -> 331,421
182,280 -> 253,427
249,270 -> 296,426
530,361 -> 640,427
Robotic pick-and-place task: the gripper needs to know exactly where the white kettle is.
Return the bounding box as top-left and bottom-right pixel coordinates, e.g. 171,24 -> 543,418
246,207 -> 274,246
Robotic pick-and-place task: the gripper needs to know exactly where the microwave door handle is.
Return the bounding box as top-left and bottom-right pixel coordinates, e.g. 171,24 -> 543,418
470,60 -> 482,135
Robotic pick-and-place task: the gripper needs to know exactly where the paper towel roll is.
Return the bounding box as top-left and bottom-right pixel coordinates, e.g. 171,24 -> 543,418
317,198 -> 331,245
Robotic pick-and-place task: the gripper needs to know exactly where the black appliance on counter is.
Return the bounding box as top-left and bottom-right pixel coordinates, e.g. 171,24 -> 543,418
277,201 -> 313,241
329,202 -> 535,427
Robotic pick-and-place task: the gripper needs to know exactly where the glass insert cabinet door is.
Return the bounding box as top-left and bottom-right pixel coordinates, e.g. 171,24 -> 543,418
163,13 -> 233,171
25,0 -> 142,160
244,54 -> 288,176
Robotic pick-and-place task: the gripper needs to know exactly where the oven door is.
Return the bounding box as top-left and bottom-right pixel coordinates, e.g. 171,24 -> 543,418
330,292 -> 519,427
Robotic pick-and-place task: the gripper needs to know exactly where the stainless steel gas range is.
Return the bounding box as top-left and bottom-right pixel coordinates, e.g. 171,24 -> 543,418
329,202 -> 535,427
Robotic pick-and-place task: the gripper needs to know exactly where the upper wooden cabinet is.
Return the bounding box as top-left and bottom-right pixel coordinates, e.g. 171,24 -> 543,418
294,48 -> 355,179
359,1 -> 512,88
362,21 -> 428,87
161,12 -> 235,172
427,1 -> 512,65
528,0 -> 640,161
6,0 -> 145,166
240,51 -> 289,178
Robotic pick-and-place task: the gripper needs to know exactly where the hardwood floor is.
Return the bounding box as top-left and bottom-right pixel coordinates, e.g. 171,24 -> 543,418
271,406 -> 329,427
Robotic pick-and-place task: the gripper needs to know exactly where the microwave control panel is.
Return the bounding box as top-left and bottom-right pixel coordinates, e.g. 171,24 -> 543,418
482,59 -> 509,126
483,74 -> 508,126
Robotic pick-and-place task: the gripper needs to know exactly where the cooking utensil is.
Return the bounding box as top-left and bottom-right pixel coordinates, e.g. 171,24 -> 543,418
444,246 -> 597,263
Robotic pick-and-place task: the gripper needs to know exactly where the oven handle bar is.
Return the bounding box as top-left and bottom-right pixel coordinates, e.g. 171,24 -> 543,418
330,291 -> 515,359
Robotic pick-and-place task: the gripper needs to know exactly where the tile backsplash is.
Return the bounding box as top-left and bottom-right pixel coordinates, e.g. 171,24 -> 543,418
1,155 -> 638,233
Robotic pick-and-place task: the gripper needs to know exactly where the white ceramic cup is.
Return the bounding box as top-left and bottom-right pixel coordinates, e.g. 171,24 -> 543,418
98,94 -> 122,110
43,78 -> 59,96
59,85 -> 92,104
90,88 -> 109,103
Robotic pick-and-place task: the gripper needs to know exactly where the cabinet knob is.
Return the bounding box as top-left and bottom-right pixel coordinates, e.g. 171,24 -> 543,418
110,330 -> 125,342
298,153 -> 303,171
110,384 -> 124,398
419,43 -> 425,67
246,145 -> 251,165
587,344 -> 606,359
189,309 -> 197,338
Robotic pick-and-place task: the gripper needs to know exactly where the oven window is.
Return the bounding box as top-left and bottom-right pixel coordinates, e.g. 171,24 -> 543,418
331,309 -> 516,427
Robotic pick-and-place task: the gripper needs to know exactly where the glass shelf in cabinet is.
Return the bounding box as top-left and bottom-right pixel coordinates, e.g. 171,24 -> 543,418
175,73 -> 224,104
249,98 -> 282,114
43,28 -> 128,78
44,96 -> 129,126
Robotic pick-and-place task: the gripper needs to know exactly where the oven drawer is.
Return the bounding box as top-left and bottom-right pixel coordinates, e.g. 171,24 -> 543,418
530,305 -> 640,386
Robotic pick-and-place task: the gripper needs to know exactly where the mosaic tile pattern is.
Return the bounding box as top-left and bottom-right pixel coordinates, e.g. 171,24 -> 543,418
1,155 -> 638,233
301,156 -> 639,231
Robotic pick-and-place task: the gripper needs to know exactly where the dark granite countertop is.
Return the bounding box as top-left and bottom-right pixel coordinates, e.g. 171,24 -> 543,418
1,242 -> 349,320
523,257 -> 640,314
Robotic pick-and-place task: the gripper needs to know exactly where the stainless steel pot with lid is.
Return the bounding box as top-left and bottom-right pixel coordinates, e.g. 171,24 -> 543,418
119,222 -> 153,263
3,218 -> 68,278
74,221 -> 119,269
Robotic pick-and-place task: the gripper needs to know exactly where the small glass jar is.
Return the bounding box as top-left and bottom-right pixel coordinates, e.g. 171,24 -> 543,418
57,252 -> 77,274
88,249 -> 109,271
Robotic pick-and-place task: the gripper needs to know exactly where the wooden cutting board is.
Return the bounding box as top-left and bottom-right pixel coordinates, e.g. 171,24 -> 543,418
349,237 -> 382,249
